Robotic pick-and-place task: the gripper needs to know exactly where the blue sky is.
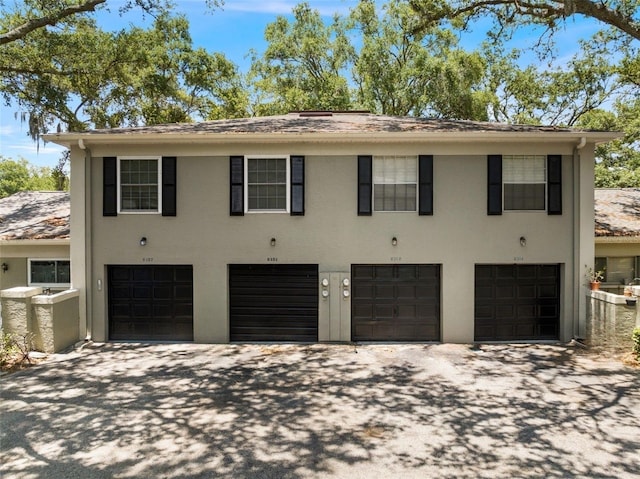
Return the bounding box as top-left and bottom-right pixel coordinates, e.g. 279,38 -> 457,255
0,0 -> 601,168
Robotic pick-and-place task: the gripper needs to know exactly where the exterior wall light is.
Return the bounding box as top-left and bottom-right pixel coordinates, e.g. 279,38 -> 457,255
140,237 -> 147,246
1,262 -> 8,272
520,236 -> 526,247
270,237 -> 276,247
391,237 -> 398,246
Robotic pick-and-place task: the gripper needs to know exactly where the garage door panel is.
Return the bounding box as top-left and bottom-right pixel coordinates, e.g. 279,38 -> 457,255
375,284 -> 395,298
352,264 -> 440,342
133,286 -> 152,299
396,284 -> 417,299
229,264 -> 318,342
108,265 -> 193,341
475,264 -> 559,341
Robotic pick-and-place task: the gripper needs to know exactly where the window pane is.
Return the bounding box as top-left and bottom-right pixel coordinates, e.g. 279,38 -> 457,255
31,261 -> 56,283
504,155 -> 545,183
373,156 -> 417,212
120,159 -> 159,212
247,158 -> 287,211
504,184 -> 545,210
57,261 -> 71,283
607,257 -> 634,283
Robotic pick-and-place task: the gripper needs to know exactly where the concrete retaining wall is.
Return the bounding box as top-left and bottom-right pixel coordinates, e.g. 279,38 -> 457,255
1,287 -> 80,353
586,289 -> 640,353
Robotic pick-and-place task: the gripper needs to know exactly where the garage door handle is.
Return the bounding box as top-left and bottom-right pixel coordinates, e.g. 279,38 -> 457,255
393,306 -> 398,317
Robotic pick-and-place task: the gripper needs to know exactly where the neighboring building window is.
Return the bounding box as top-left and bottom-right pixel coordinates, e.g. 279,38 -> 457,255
373,155 -> 417,212
118,157 -> 161,213
596,256 -> 638,283
29,259 -> 70,287
503,155 -> 546,211
246,157 -> 289,212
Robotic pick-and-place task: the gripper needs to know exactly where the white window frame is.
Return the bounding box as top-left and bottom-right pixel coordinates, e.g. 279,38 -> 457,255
117,156 -> 162,214
244,155 -> 291,213
373,155 -> 418,213
28,258 -> 71,288
503,155 -> 547,212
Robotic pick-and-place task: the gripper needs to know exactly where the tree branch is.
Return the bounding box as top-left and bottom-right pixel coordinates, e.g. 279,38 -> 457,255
0,0 -> 107,45
410,0 -> 640,41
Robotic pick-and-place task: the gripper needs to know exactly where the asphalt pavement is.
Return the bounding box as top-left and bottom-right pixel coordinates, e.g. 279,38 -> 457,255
1,342 -> 639,478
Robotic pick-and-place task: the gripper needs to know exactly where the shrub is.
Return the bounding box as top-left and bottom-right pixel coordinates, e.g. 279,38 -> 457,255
0,332 -> 34,370
633,328 -> 640,361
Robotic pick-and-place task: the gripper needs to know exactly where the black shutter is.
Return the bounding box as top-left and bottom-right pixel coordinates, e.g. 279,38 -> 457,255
418,155 -> 434,216
487,154 -> 503,215
103,157 -> 117,216
162,156 -> 176,216
547,155 -> 562,215
358,155 -> 373,216
230,156 -> 244,216
290,155 -> 305,216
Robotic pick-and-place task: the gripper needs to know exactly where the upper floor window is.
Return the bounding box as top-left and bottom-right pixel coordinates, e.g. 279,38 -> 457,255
503,155 -> 546,211
488,154 -> 561,215
28,259 -> 70,287
246,156 -> 290,212
373,155 -> 417,212
118,157 -> 161,213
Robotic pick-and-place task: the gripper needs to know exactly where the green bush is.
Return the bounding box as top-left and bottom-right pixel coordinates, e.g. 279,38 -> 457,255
633,328 -> 640,361
0,332 -> 19,367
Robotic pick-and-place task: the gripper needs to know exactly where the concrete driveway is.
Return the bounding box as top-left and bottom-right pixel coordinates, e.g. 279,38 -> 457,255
1,343 -> 639,479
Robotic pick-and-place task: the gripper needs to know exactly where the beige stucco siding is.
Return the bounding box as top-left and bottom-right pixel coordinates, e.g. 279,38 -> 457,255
79,139 -> 585,343
0,244 -> 69,291
595,243 -> 640,257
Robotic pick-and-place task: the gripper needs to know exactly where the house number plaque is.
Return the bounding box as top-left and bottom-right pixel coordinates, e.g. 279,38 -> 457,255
142,257 -> 154,262
267,257 -> 278,262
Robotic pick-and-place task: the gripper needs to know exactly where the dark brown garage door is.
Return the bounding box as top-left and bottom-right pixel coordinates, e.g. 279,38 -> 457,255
475,264 -> 560,341
352,265 -> 440,341
229,264 -> 318,342
108,265 -> 193,341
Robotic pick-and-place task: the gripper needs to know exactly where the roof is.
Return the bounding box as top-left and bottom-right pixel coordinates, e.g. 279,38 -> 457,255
0,191 -> 70,241
44,112 -> 621,146
595,188 -> 640,238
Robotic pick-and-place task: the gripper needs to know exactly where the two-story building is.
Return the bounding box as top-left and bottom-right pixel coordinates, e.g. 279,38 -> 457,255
44,112 -> 619,344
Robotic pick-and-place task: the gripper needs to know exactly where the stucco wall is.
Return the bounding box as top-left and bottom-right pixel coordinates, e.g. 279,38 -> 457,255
0,243 -> 70,291
32,290 -> 80,353
595,242 -> 640,258
76,139 -> 588,344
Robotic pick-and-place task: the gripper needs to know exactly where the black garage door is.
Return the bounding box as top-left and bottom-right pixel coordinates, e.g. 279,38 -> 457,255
475,264 -> 560,341
352,265 -> 440,341
229,264 -> 318,342
108,265 -> 193,341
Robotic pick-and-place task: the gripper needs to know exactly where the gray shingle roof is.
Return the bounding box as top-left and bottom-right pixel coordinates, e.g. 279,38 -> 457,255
595,188 -> 640,237
78,112 -> 592,136
0,191 -> 70,240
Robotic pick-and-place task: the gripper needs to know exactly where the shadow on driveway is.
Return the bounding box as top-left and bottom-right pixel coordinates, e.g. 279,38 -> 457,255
1,343 -> 639,478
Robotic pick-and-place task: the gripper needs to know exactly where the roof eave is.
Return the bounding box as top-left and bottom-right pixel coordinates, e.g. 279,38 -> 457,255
43,130 -> 622,148
595,235 -> 640,243
0,238 -> 71,245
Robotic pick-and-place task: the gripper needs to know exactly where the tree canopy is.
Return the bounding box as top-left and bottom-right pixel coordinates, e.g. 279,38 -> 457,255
1,0 -> 638,186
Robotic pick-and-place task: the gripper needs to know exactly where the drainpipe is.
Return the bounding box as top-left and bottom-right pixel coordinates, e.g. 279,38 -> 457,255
77,139 -> 93,342
572,137 -> 587,340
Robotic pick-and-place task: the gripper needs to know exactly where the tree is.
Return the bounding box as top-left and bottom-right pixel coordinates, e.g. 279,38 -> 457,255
0,157 -> 62,198
483,37 -> 626,125
349,0 -> 490,119
248,3 -> 353,115
581,99 -> 640,187
0,11 -> 248,141
0,0 -> 225,45
408,0 -> 640,41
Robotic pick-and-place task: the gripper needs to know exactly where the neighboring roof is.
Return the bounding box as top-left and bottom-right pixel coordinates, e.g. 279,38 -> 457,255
44,112 -> 621,146
0,191 -> 70,241
595,188 -> 640,238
